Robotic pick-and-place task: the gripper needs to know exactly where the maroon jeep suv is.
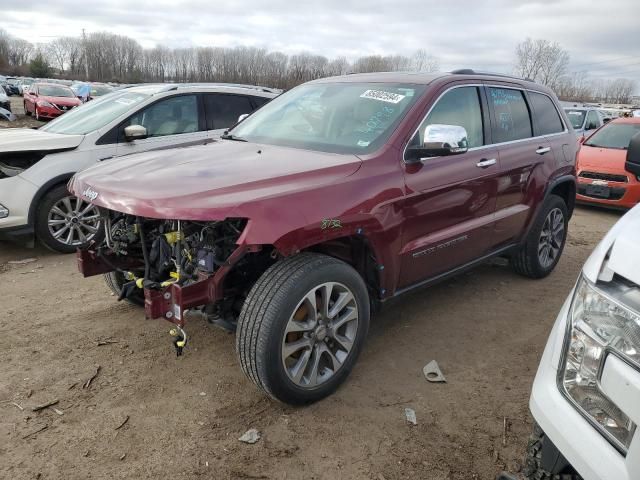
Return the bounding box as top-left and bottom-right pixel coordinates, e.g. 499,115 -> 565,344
70,70 -> 577,404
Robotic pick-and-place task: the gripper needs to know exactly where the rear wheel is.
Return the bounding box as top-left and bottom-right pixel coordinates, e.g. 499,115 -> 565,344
512,194 -> 568,279
35,184 -> 104,253
236,253 -> 370,404
104,271 -> 145,307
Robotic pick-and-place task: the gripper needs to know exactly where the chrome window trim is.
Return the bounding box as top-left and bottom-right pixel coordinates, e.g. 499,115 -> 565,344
403,83 -> 569,163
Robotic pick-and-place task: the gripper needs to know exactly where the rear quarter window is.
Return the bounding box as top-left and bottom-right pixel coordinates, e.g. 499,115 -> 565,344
488,87 -> 533,143
529,92 -> 564,135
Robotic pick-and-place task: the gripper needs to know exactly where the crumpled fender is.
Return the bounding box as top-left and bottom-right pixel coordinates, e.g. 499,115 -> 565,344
0,107 -> 16,122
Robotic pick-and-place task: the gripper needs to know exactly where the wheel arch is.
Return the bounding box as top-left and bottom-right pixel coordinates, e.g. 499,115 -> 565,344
300,234 -> 384,303
520,174 -> 576,245
27,172 -> 76,226
548,175 -> 576,219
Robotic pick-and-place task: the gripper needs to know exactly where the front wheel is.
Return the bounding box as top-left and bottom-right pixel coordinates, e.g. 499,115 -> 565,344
35,184 -> 104,253
34,106 -> 40,121
24,102 -> 31,116
236,253 -> 370,404
512,194 -> 568,279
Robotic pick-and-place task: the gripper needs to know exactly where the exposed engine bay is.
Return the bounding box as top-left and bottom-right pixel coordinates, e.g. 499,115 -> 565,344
79,211 -> 274,354
105,215 -> 247,286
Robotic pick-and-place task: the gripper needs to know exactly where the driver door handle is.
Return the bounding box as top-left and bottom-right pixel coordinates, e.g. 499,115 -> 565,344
476,158 -> 496,168
536,146 -> 551,155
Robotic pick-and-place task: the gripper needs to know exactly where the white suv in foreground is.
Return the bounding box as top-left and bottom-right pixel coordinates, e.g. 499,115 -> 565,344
0,83 -> 278,252
515,201 -> 640,476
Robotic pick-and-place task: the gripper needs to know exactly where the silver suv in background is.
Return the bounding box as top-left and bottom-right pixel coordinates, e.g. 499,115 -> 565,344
563,106 -> 605,139
0,83 -> 278,252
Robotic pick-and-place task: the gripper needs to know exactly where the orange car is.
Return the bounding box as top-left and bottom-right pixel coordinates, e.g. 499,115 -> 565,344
576,117 -> 640,209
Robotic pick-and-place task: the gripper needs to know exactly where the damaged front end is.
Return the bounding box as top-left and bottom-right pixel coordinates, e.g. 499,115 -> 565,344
78,211 -> 270,354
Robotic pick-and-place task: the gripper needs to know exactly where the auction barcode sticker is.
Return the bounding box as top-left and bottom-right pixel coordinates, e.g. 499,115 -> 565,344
360,89 -> 406,104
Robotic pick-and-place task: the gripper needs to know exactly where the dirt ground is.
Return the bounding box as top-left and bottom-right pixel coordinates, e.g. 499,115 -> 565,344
0,202 -> 622,480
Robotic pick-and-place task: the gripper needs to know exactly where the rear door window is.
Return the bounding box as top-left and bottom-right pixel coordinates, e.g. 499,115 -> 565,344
487,88 -> 533,143
204,94 -> 254,130
528,92 -> 564,135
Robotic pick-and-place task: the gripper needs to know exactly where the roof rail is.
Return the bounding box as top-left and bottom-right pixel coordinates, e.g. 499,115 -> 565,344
450,69 -> 534,82
162,82 -> 282,94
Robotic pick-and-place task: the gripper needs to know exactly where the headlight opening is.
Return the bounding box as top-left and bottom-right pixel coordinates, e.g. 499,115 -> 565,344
559,276 -> 640,452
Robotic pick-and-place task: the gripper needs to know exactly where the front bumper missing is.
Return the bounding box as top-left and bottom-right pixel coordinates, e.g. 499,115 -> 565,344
76,244 -> 259,326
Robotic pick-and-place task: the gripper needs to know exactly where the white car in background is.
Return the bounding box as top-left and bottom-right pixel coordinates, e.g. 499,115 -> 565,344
515,137 -> 640,480
0,83 -> 278,252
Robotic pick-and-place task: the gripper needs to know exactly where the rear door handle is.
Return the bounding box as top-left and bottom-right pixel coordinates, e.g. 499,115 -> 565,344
536,147 -> 551,155
476,158 -> 496,168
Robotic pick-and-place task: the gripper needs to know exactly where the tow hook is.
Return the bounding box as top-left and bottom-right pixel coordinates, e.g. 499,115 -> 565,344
169,325 -> 187,356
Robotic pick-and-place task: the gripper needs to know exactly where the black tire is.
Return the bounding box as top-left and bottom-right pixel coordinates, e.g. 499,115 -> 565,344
523,424 -> 582,480
236,253 -> 370,405
512,194 -> 568,279
35,184 -> 105,253
104,271 -> 145,307
24,103 -> 31,116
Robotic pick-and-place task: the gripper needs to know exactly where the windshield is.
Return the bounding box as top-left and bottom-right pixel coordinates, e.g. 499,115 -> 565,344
564,109 -> 586,129
584,122 -> 640,149
41,90 -> 150,135
39,85 -> 75,97
230,82 -> 425,154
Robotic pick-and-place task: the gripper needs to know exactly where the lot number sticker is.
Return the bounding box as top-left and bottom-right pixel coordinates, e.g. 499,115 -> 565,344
360,89 -> 406,104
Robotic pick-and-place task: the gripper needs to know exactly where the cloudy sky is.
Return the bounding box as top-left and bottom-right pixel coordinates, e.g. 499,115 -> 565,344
3,0 -> 640,86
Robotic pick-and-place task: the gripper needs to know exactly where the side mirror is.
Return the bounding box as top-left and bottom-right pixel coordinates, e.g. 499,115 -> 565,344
124,124 -> 148,142
625,132 -> 640,176
237,113 -> 250,123
603,117 -> 611,124
405,124 -> 469,164
578,136 -> 586,144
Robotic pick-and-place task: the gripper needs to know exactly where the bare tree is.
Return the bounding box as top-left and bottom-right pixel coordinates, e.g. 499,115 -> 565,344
0,29 -> 10,70
514,38 -> 569,88
7,38 -> 33,68
3,30 -> 445,89
410,49 -> 439,72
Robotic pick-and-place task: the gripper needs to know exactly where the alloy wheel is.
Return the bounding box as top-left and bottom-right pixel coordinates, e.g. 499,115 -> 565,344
281,282 -> 359,389
47,196 -> 101,246
538,207 -> 564,269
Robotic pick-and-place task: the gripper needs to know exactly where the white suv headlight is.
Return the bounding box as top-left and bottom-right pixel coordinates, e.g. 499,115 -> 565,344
559,275 -> 640,451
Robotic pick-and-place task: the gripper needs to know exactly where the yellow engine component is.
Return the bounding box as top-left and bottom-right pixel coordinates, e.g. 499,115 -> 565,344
164,231 -> 184,245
